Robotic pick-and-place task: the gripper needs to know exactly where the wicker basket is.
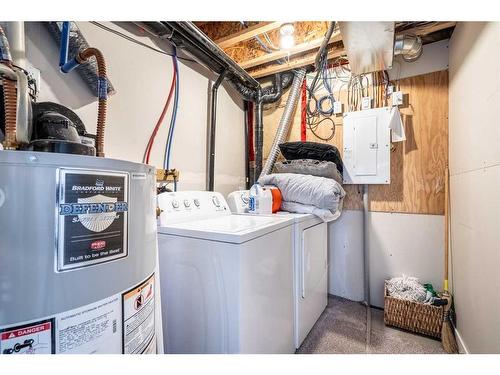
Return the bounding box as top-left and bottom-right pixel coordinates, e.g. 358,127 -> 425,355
384,281 -> 444,338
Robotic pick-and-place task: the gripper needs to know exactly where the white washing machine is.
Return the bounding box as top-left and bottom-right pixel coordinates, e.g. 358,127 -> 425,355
156,191 -> 295,354
228,190 -> 328,349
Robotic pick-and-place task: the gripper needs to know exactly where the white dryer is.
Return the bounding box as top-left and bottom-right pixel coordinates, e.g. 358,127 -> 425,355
156,191 -> 295,354
228,190 -> 328,349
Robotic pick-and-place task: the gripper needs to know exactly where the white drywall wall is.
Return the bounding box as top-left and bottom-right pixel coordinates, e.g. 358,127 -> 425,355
329,40 -> 449,308
388,39 -> 449,81
449,22 -> 500,353
329,211 -> 444,308
328,210 -> 364,301
21,22 -> 245,197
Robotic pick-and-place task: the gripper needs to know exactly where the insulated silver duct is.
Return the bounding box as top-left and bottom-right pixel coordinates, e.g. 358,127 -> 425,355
394,34 -> 423,62
259,68 -> 306,179
46,22 -> 115,96
15,69 -> 32,144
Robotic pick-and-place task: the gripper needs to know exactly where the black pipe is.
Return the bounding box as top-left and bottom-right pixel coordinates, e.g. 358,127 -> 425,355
163,22 -> 259,88
244,101 -> 250,189
254,89 -> 264,180
134,21 -> 298,188
229,71 -> 294,103
137,22 -> 294,104
261,73 -> 283,103
207,69 -> 228,191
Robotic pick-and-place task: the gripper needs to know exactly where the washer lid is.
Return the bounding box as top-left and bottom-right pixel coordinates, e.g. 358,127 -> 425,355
158,214 -> 294,244
240,212 -> 322,225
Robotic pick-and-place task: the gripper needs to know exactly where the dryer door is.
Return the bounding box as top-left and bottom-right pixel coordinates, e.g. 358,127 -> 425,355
301,223 -> 328,300
298,222 -> 328,347
295,223 -> 328,348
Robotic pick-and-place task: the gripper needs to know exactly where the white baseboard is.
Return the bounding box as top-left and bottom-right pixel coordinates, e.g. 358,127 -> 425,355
453,324 -> 470,354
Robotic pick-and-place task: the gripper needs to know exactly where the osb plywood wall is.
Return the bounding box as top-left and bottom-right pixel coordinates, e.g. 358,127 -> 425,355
263,70 -> 449,215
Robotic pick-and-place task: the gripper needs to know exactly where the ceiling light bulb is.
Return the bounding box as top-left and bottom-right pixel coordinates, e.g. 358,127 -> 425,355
280,34 -> 295,50
280,23 -> 295,36
280,23 -> 295,50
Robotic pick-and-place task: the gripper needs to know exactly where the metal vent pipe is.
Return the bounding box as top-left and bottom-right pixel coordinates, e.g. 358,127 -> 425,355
394,34 -> 423,62
259,68 -> 306,180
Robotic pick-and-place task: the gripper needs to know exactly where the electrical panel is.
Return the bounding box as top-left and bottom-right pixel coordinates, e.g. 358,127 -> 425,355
342,107 -> 391,184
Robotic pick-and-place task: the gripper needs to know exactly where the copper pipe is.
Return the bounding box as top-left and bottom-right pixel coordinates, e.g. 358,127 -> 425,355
77,47 -> 107,157
1,25 -> 17,150
2,77 -> 17,149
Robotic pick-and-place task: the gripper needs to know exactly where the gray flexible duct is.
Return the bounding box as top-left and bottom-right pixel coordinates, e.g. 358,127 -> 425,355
259,68 -> 306,179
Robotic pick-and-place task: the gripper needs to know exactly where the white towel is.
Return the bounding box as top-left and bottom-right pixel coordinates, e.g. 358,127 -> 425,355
389,106 -> 406,142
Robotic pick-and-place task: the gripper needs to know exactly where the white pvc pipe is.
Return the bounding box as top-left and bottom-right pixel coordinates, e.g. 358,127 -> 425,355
5,22 -> 27,69
363,184 -> 372,347
4,22 -> 31,144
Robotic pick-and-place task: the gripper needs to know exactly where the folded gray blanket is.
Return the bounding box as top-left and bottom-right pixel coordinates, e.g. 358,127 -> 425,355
273,159 -> 343,184
259,173 -> 346,210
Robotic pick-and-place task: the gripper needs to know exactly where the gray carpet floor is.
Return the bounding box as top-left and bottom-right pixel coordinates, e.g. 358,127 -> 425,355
297,295 -> 446,354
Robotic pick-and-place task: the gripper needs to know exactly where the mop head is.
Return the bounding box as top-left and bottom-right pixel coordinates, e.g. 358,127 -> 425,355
386,275 -> 427,302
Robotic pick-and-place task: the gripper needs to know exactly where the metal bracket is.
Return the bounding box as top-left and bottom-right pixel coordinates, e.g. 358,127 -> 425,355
156,168 -> 180,182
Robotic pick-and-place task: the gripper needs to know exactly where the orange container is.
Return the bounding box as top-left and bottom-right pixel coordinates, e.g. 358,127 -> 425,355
268,187 -> 282,213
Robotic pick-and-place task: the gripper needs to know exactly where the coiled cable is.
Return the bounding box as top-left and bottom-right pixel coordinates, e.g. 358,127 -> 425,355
77,47 -> 107,157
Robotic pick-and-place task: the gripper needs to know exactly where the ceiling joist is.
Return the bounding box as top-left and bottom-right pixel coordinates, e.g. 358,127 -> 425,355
196,21 -> 457,79
250,47 -> 345,79
215,21 -> 283,49
398,21 -> 456,37
240,30 -> 342,70
246,21 -> 456,78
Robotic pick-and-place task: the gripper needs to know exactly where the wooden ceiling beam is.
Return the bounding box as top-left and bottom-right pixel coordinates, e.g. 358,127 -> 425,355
216,22 -> 283,49
245,22 -> 456,77
240,30 -> 342,70
249,47 -> 345,79
397,21 -> 457,36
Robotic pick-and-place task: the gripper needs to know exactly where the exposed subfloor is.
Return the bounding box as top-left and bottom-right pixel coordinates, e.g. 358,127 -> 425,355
297,295 -> 446,354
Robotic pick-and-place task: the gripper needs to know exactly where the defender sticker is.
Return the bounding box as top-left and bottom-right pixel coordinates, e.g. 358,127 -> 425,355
57,169 -> 129,271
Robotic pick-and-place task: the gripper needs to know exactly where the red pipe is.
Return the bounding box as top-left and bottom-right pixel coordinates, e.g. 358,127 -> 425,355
300,78 -> 307,142
144,60 -> 177,164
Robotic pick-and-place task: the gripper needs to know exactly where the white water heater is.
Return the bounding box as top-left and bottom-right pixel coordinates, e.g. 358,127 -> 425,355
0,151 -> 162,354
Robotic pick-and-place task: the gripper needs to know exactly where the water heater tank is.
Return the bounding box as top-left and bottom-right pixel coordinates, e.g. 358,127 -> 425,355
0,151 -> 162,354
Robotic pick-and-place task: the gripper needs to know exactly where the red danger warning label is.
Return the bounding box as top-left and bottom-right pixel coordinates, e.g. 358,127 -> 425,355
0,318 -> 55,354
1,322 -> 51,340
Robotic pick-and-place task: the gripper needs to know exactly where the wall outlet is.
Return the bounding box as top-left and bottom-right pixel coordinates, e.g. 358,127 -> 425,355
333,101 -> 343,114
361,96 -> 372,110
392,91 -> 404,106
387,85 -> 394,95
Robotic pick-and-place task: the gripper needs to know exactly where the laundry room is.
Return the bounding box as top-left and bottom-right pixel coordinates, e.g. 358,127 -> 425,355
0,1 -> 499,372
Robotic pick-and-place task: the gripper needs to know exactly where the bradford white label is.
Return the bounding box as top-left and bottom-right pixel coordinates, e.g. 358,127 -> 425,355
57,169 -> 129,271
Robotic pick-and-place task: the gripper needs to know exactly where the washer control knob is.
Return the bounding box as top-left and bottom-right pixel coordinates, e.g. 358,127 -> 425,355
171,199 -> 179,209
212,195 -> 220,207
193,198 -> 200,207
183,199 -> 191,208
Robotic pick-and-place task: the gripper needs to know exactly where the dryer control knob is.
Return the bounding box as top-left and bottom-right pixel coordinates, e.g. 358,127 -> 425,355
172,200 -> 179,209
241,193 -> 249,204
212,196 -> 220,207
